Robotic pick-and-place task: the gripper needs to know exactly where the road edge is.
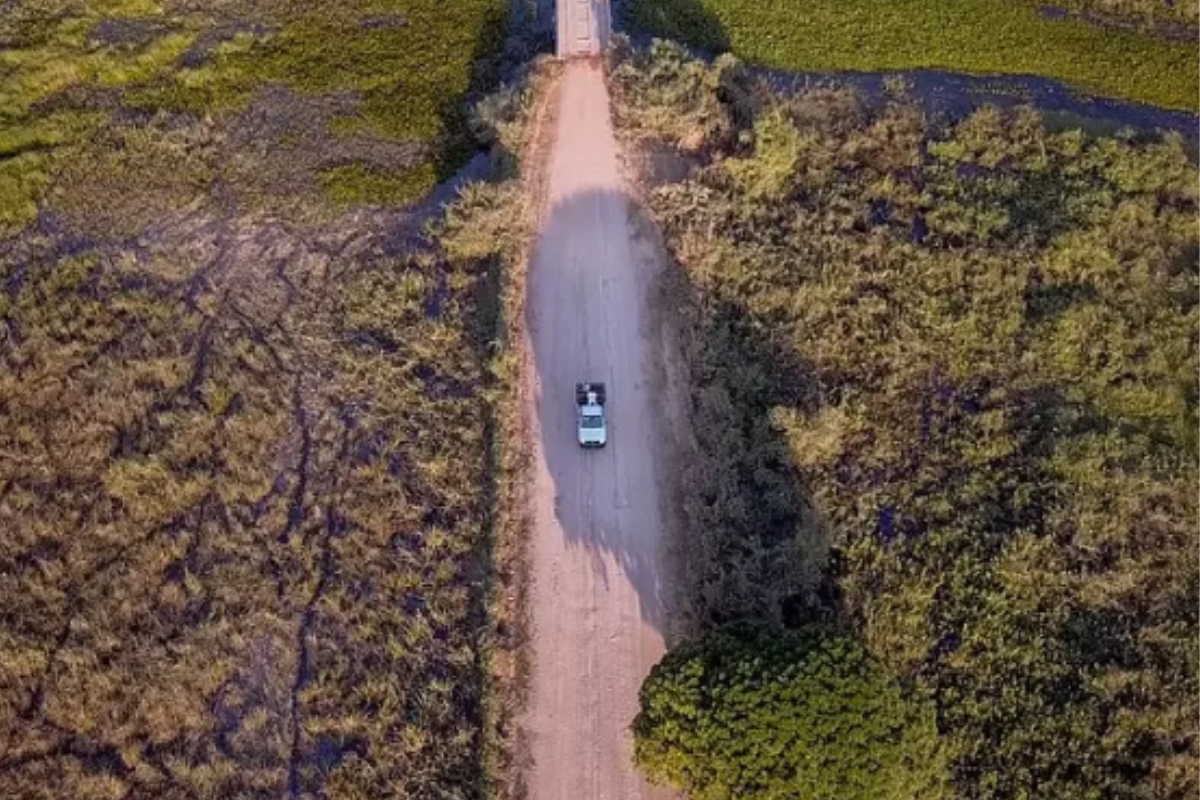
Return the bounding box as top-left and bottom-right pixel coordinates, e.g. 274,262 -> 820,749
496,57 -> 564,800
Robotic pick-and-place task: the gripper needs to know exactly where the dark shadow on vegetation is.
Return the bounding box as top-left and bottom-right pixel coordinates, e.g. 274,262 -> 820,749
431,3 -> 513,183
613,0 -> 728,53
373,10 -> 555,254
655,263 -> 841,634
434,5 -> 555,183
764,67 -> 1200,148
1038,4 -> 1197,43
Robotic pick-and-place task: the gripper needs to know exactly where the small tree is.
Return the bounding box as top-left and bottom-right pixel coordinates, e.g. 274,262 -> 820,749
633,623 -> 949,800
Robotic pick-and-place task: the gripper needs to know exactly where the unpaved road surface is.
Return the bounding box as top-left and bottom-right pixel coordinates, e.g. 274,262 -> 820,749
521,59 -> 677,800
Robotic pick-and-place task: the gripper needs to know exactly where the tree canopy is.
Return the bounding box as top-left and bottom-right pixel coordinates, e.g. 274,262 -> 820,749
634,624 -> 949,800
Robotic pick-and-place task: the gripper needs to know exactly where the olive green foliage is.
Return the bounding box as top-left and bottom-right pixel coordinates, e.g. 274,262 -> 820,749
634,624 -> 949,800
0,0 -> 508,234
319,161 -> 440,207
614,43 -> 1199,800
624,0 -> 1199,111
723,108 -> 807,201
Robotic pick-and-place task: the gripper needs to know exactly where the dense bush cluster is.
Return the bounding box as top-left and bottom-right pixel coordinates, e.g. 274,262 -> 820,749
634,624 -> 949,800
623,0 -> 1199,111
614,41 -> 1198,800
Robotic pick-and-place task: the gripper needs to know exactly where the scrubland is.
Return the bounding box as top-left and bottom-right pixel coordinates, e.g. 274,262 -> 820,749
0,2 -> 549,797
613,39 -> 1198,800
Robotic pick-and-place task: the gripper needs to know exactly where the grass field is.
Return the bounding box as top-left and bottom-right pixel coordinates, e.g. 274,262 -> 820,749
0,1 -> 545,798
1,0 -> 510,236
624,0 -> 1199,112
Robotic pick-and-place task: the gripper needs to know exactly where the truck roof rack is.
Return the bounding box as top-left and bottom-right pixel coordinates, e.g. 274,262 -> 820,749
575,382 -> 606,405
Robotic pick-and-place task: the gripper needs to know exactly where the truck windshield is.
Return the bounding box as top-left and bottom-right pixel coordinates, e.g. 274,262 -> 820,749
580,417 -> 604,429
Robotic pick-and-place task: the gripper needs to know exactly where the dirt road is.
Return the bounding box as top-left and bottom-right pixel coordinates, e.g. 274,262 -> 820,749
520,60 -> 677,800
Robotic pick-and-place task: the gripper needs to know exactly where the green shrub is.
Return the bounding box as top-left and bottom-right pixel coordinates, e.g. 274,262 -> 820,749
609,39 -> 749,149
634,624 -> 949,800
723,108 -> 807,200
320,161 -> 440,207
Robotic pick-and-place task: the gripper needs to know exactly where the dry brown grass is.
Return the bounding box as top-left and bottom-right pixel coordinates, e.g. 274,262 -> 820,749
0,38 -> 553,800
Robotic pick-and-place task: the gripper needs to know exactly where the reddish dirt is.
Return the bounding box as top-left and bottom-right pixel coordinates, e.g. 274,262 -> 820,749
519,58 -> 679,800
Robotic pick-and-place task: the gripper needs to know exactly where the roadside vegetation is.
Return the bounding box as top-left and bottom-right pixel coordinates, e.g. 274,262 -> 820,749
612,39 -> 1198,800
0,1 -> 552,797
623,0 -> 1199,112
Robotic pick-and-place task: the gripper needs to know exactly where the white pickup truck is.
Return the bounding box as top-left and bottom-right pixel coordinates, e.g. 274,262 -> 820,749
575,382 -> 607,448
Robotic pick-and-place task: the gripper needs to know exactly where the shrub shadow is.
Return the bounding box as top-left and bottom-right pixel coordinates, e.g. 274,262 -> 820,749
641,225 -> 840,636
614,0 -> 729,53
433,4 -> 556,184
525,188 -> 673,633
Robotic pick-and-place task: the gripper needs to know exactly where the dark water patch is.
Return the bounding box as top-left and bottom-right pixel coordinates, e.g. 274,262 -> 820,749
869,198 -> 891,226
403,591 -> 428,614
179,21 -> 274,69
1038,4 -> 1197,44
877,505 -> 897,542
764,67 -> 1199,144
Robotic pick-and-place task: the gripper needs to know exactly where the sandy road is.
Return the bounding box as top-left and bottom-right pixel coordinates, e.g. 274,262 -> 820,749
520,60 -> 677,800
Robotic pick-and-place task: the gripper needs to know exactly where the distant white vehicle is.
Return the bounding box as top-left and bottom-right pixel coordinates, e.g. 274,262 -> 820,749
575,382 -> 607,448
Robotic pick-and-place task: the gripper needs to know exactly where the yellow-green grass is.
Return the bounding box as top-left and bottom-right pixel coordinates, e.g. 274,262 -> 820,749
320,162 -> 440,207
625,0 -> 1199,112
0,0 -> 508,234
